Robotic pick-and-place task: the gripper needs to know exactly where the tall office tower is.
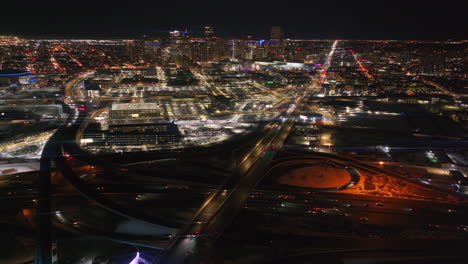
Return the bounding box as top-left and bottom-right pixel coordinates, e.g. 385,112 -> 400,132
169,30 -> 183,45
229,39 -> 244,61
128,38 -> 146,62
213,38 -> 227,60
191,40 -> 208,62
169,29 -> 191,67
269,26 -> 285,59
204,25 -> 216,38
127,41 -> 134,61
204,25 -> 224,61
144,39 -> 161,63
182,26 -> 191,41
270,26 -> 284,40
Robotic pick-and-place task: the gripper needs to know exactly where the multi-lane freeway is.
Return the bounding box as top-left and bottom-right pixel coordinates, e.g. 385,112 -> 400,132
28,39 -> 467,264
160,40 -> 340,264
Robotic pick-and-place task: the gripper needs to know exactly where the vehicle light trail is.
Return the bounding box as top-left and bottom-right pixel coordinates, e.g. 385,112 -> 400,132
128,251 -> 139,264
318,40 -> 338,85
349,49 -> 374,81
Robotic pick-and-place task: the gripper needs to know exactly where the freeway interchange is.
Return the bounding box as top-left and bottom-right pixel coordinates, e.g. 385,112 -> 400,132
8,40 -> 461,263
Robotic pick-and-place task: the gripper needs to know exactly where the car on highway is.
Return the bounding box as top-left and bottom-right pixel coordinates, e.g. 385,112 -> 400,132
424,224 -> 440,231
456,225 -> 467,232
9,39 -> 468,264
186,231 -> 202,238
358,217 -> 368,223
450,170 -> 468,185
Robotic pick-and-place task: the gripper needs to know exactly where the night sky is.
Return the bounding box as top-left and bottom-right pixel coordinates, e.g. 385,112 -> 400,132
1,0 -> 466,39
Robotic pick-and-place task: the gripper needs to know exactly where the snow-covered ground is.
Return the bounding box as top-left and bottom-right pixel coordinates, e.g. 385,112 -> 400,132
0,161 -> 40,175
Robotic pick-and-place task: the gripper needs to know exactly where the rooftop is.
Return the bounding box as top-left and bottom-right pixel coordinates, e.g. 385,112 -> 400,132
111,103 -> 160,111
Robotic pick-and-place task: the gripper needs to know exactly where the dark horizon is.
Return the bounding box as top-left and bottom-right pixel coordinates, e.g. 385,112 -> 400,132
1,0 -> 466,40
0,2 -> 467,263
2,27 -> 467,41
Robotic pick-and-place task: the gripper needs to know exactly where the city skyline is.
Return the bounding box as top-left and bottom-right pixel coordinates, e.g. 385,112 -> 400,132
1,0 -> 466,40
0,2 -> 466,263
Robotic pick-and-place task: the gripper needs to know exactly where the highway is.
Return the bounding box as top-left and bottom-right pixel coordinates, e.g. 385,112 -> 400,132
0,130 -> 56,152
30,39 -> 468,263
64,72 -> 93,99
243,190 -> 468,228
4,145 -> 467,263
161,41 -> 340,263
160,39 -> 467,262
36,74 -> 176,263
5,173 -> 467,231
54,107 -> 179,230
420,78 -> 467,97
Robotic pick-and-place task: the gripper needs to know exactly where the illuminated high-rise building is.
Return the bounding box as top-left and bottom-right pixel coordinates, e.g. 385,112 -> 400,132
169,29 -> 191,66
203,25 -> 224,61
169,30 -> 183,45
191,41 -> 208,62
270,26 -> 284,40
269,26 -> 285,59
128,38 -> 145,62
204,25 -> 216,38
